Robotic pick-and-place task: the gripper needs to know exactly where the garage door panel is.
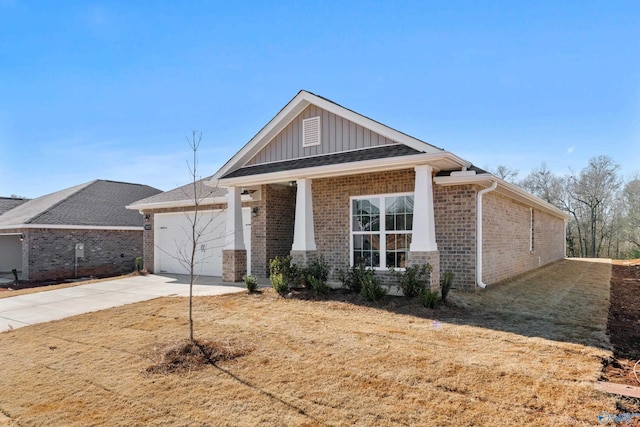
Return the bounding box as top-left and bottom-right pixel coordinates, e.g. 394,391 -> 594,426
155,209 -> 250,277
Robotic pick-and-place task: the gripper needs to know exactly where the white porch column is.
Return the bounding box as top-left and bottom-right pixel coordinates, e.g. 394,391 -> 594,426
410,165 -> 437,252
292,178 -> 316,251
225,186 -> 245,250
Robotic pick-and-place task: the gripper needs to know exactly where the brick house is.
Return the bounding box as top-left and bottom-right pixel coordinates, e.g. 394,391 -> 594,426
133,91 -> 569,289
0,180 -> 161,281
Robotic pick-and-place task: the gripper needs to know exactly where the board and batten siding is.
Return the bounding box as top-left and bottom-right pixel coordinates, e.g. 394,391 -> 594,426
247,105 -> 397,166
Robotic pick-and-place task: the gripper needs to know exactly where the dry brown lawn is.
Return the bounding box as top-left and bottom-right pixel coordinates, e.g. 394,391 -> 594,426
0,259 -> 632,426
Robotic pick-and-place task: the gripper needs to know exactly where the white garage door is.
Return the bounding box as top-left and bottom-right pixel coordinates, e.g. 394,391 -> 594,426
155,208 -> 251,276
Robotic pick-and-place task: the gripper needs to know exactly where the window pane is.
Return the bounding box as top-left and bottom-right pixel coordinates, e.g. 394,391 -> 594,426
385,214 -> 394,231
396,214 -> 405,230
371,214 -> 380,231
406,214 -> 413,230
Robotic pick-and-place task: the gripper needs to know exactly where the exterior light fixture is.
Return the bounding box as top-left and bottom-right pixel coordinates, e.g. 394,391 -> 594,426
252,206 -> 259,217
19,233 -> 24,242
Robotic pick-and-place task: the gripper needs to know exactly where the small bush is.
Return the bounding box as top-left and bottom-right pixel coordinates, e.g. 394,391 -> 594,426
307,275 -> 330,297
338,258 -> 369,293
360,274 -> 387,302
421,289 -> 439,309
301,257 -> 330,285
135,256 -> 143,272
243,275 -> 259,293
441,270 -> 454,303
270,272 -> 289,296
269,256 -> 298,289
394,263 -> 432,298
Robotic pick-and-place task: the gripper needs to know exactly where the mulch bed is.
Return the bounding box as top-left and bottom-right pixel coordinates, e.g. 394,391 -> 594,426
602,261 -> 640,388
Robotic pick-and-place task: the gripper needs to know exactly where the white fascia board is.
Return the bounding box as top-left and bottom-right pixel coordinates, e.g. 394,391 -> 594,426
126,196 -> 228,212
434,173 -> 571,220
0,224 -> 144,231
217,152 -> 470,188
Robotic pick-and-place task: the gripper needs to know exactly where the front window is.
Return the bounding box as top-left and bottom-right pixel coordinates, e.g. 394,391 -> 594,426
351,194 -> 414,269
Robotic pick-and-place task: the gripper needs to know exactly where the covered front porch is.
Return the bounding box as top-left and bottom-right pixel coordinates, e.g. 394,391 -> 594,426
217,165 -> 443,289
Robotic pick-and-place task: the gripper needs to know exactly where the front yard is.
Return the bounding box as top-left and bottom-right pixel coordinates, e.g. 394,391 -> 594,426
0,259 -> 635,426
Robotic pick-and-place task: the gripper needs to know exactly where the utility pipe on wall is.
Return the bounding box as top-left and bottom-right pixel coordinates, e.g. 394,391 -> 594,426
476,181 -> 498,288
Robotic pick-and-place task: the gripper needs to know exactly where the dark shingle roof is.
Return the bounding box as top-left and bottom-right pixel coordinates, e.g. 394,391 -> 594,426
222,144 -> 422,179
0,197 -> 28,215
0,180 -> 162,227
128,177 -> 227,207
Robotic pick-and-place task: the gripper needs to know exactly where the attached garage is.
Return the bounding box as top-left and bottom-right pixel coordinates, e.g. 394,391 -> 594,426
0,233 -> 22,275
154,208 -> 252,277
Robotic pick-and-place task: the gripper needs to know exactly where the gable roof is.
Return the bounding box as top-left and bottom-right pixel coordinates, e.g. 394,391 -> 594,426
0,180 -> 162,229
0,197 -> 28,215
213,90 -> 471,182
127,177 -> 228,211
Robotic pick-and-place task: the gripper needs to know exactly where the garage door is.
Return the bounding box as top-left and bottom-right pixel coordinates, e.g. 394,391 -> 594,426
155,208 -> 251,276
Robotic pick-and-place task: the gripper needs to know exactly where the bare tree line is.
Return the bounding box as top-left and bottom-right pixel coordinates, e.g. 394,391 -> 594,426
492,156 -> 640,259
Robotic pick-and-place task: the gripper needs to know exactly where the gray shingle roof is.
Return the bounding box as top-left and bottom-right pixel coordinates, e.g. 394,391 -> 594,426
128,177 -> 227,207
222,144 -> 422,179
0,197 -> 28,215
0,180 -> 162,227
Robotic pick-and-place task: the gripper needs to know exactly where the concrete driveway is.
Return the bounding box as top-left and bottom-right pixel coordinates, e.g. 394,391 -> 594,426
0,274 -> 245,332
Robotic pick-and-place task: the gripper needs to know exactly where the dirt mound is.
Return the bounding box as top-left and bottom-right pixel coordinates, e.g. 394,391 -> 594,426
145,339 -> 252,374
602,262 -> 640,389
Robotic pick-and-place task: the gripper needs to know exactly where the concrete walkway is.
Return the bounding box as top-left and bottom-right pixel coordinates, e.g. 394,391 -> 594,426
0,274 -> 245,332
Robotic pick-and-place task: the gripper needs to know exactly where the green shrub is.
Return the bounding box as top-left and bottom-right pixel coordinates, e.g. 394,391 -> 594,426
338,258 -> 369,293
360,274 -> 387,302
301,256 -> 330,285
270,272 -> 289,296
421,289 -> 439,309
441,270 -> 454,303
394,263 -> 432,298
243,275 -> 259,293
135,256 -> 143,272
269,256 -> 298,288
307,275 -> 330,297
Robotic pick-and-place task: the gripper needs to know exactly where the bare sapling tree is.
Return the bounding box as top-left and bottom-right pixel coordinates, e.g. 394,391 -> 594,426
174,130 -> 224,341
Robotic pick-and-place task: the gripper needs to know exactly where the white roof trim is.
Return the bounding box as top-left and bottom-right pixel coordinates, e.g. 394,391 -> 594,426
434,173 -> 571,220
0,224 -> 144,231
218,152 -> 470,187
212,90 -> 447,181
126,196 -> 229,212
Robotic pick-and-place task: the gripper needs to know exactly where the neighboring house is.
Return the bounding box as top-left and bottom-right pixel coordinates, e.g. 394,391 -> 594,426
0,180 -> 161,281
0,197 -> 28,215
132,90 -> 570,289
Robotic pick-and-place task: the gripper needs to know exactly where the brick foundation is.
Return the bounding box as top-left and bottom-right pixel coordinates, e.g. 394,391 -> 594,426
222,249 -> 247,282
407,250 -> 440,291
290,250 -> 317,268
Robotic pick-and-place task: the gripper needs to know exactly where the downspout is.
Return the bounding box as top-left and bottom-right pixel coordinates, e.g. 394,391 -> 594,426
476,181 -> 498,288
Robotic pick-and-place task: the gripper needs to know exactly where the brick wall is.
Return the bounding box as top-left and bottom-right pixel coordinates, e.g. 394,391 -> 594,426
27,228 -> 142,281
433,185 -> 477,288
251,184 -> 296,278
312,169 -> 416,284
482,191 -> 565,284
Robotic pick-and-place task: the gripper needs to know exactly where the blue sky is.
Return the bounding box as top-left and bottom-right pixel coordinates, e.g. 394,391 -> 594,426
1,1 -> 639,198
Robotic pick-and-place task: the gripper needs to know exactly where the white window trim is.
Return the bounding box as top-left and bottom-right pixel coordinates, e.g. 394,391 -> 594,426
350,192 -> 414,271
302,116 -> 321,147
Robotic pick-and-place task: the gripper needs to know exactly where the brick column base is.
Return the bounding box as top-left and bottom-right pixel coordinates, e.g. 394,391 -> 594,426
223,249 -> 247,282
407,250 -> 440,291
290,250 -> 317,268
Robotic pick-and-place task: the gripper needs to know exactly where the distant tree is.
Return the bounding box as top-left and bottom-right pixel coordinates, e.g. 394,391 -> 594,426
566,156 -> 622,258
491,165 -> 519,183
519,163 -> 563,204
622,174 -> 640,253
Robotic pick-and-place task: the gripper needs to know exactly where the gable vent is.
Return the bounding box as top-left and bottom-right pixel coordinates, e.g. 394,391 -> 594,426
302,116 -> 321,147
